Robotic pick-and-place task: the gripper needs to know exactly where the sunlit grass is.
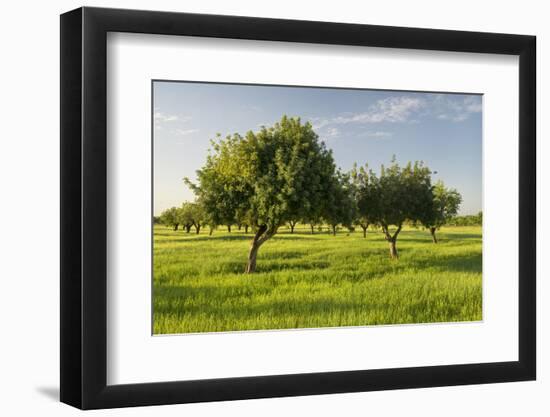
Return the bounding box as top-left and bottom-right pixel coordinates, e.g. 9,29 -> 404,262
153,224 -> 482,334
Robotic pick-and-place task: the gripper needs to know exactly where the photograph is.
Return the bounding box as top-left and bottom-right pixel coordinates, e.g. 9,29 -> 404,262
53,4 -> 539,411
152,81 -> 483,335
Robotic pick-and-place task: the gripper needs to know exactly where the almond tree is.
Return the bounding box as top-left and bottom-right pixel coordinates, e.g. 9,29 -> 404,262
422,181 -> 462,243
159,207 -> 181,231
179,203 -> 195,233
323,170 -> 355,236
287,219 -> 299,234
187,116 -> 337,273
350,164 -> 378,238
370,159 -> 434,259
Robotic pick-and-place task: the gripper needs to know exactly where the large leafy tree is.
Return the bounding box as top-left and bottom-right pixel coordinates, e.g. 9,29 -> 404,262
370,159 -> 434,259
422,181 -> 462,243
184,134 -> 241,234
323,170 -> 355,236
188,116 -> 337,273
350,164 -> 378,238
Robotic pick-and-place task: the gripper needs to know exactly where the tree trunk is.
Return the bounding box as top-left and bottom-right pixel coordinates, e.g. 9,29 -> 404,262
361,225 -> 367,238
195,225 -> 201,234
227,225 -> 231,233
332,225 -> 336,236
430,227 -> 437,243
245,225 -> 268,273
389,239 -> 398,259
383,224 -> 401,259
185,225 -> 191,233
244,225 -> 249,233
310,224 -> 314,234
245,242 -> 260,273
173,224 -> 179,231
209,227 -> 213,236
290,223 -> 295,234
238,224 -> 242,231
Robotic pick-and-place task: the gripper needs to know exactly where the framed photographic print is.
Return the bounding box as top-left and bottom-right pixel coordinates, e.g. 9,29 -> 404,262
60,6 -> 536,409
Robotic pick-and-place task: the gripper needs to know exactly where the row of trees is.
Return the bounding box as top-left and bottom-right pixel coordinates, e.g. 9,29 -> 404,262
447,211 -> 482,226
161,116 -> 463,273
159,202 -> 205,234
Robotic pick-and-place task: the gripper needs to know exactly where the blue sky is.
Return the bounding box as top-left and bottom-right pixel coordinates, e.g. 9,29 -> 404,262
153,81 -> 482,216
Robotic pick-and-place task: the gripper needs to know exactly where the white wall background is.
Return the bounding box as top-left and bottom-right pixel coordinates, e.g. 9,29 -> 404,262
0,0 -> 545,415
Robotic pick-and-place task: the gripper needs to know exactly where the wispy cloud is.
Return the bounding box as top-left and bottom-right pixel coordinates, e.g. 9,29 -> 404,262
154,110 -> 198,136
309,96 -> 425,132
432,94 -> 482,122
464,96 -> 482,113
154,112 -> 180,123
335,96 -> 425,124
174,128 -> 199,136
323,127 -> 340,139
308,94 -> 481,138
358,131 -> 393,138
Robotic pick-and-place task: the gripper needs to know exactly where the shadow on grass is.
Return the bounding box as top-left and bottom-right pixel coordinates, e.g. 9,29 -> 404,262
408,252 -> 482,274
396,238 -> 482,245
207,258 -> 331,275
435,233 -> 482,240
153,287 -> 474,324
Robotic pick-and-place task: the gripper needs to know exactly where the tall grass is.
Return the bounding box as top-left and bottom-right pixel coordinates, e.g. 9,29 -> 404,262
153,225 -> 482,334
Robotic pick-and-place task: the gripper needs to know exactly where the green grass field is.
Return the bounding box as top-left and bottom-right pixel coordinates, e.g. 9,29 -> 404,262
153,225 -> 482,334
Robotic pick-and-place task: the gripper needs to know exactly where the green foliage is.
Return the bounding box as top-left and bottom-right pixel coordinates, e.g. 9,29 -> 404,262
374,158 -> 434,228
153,225 -> 482,334
448,211 -> 482,226
423,181 -> 462,230
323,170 -> 355,234
186,116 -> 338,272
159,206 -> 181,230
184,134 -> 243,229
180,202 -> 206,233
176,120 -> 468,262
178,203 -> 195,231
351,158 -> 434,257
350,164 -> 378,234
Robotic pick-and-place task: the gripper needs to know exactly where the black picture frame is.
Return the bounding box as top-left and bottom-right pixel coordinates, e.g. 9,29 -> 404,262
60,6 -> 536,410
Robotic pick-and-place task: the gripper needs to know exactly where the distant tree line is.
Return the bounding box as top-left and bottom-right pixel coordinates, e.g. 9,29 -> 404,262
159,116 -> 466,273
446,211 -> 482,226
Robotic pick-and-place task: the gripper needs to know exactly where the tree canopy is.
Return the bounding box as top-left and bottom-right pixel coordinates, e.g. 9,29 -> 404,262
159,206 -> 181,231
323,170 -> 355,235
356,158 -> 434,258
350,164 -> 378,238
174,118 -> 469,264
187,115 -> 338,272
422,181 -> 462,242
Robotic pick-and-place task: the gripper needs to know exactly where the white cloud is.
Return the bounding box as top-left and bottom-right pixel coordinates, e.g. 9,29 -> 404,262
464,96 -> 482,113
154,112 -> 179,122
308,96 -> 425,133
309,117 -> 331,130
452,113 -> 469,122
359,131 -> 393,138
154,111 -> 196,135
174,128 -> 199,136
334,96 -> 425,125
307,93 -> 482,137
324,127 -> 340,139
432,94 -> 482,122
